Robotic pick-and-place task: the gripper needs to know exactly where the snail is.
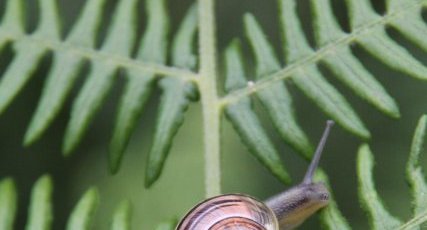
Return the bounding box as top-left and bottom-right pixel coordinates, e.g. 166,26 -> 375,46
177,120 -> 334,230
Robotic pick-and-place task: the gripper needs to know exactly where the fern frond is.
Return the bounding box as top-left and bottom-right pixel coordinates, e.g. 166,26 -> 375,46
0,0 -> 200,187
144,3 -> 198,188
24,0 -> 107,146
221,0 -> 427,139
1,0 -> 427,192
0,0 -> 60,116
357,145 -> 402,230
0,175 -> 132,230
0,178 -> 16,230
312,0 -> 399,118
314,170 -> 351,230
219,0 -> 426,183
109,0 -> 169,174
66,187 -> 99,230
243,14 -> 313,159
224,39 -> 291,184
406,115 -> 427,215
62,0 -> 139,154
312,115 -> 427,229
110,200 -> 132,230
26,175 -> 53,230
0,0 -> 197,150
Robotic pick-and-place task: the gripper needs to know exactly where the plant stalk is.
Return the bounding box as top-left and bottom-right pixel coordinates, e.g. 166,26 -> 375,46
198,0 -> 221,197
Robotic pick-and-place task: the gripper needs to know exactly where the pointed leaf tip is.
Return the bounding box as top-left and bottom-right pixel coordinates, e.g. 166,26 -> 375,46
66,187 -> 99,230
144,3 -> 197,187
0,177 -> 17,230
111,200 -> 132,230
144,170 -> 157,188
293,66 -> 370,140
109,0 -> 171,175
26,174 -> 53,230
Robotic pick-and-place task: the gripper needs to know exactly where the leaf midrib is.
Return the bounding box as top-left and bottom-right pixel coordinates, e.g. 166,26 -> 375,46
0,29 -> 198,81
220,0 -> 425,107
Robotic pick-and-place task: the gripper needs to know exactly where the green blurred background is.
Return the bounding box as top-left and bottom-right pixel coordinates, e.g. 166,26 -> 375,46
0,0 -> 426,229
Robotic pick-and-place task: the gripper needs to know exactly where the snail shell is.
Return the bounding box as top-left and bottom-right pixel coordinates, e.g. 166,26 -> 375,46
176,194 -> 279,230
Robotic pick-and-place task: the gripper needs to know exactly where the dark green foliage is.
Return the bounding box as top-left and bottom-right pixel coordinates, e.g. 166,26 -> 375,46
145,4 -> 198,188
109,0 -> 169,174
313,115 -> 427,229
0,0 -> 427,228
26,175 -> 53,230
0,0 -> 426,187
110,201 -> 132,230
0,175 -> 132,230
0,178 -> 17,230
314,170 -> 351,230
224,40 -> 291,184
357,145 -> 402,230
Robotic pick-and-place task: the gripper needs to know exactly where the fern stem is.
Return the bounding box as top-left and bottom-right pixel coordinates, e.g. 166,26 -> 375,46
0,30 -> 199,81
198,0 -> 221,197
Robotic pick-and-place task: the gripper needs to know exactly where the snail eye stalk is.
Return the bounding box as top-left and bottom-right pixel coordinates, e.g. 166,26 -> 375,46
303,120 -> 334,184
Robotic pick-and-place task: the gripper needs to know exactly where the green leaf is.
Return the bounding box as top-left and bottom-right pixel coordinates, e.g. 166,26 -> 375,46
356,28 -> 427,80
406,115 -> 427,217
1,176 -> 137,229
314,170 -> 351,230
224,39 -> 291,184
145,4 -> 199,187
388,12 -> 427,52
24,0 -> 107,146
244,13 -> 313,159
0,178 -> 17,230
357,144 -> 402,230
66,187 -> 99,230
385,0 -> 405,13
110,200 -> 132,230
278,0 -> 370,139
278,0 -> 312,62
63,0 -> 138,154
292,66 -> 370,139
345,0 -> 380,29
25,175 -> 53,230
0,44 -> 46,115
321,49 -> 399,118
311,0 -> 399,118
33,0 -> 61,39
109,0 -> 169,174
0,0 -> 60,116
0,0 -> 24,46
310,0 -> 346,47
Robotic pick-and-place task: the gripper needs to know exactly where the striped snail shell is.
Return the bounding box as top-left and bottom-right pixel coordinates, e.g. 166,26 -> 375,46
177,121 -> 334,230
176,194 -> 278,230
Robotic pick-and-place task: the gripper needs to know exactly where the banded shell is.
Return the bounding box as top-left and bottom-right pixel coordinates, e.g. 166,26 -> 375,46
176,194 -> 279,230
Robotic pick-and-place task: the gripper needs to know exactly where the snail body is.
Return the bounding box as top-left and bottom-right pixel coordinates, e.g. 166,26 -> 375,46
177,121 -> 334,230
